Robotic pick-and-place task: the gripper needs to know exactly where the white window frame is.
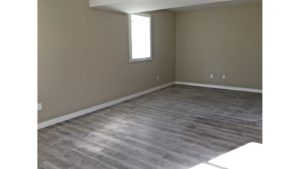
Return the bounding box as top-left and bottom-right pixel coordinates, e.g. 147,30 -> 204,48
128,13 -> 152,62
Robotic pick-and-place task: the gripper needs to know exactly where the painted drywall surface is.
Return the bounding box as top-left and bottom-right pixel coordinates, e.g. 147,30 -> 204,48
175,3 -> 262,89
38,0 -> 175,122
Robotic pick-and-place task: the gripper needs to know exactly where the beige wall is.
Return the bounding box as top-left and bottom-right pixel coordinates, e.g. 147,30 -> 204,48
39,1 -> 262,123
175,3 -> 262,89
38,0 -> 175,122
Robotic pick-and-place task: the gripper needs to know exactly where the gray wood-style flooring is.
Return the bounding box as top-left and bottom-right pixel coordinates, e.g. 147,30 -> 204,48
38,85 -> 262,169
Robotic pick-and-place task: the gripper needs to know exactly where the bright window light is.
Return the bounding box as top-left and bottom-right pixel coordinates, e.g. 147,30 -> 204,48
129,14 -> 151,62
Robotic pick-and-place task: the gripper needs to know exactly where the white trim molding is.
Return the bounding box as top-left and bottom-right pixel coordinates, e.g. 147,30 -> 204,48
175,81 -> 262,93
38,82 -> 174,129
38,81 -> 262,129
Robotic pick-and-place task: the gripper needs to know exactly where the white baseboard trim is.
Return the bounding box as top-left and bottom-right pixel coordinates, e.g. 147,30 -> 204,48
175,81 -> 262,93
38,82 -> 174,129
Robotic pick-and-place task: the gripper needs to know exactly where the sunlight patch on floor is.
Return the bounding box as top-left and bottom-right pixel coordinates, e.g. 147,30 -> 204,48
189,142 -> 263,169
189,163 -> 225,169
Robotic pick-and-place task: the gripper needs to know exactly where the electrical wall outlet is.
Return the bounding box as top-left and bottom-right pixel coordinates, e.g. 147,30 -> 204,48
38,103 -> 42,112
210,74 -> 214,79
222,74 -> 226,79
156,75 -> 160,81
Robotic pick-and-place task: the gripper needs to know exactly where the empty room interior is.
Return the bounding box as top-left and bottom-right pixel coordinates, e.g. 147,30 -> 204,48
38,0 -> 262,169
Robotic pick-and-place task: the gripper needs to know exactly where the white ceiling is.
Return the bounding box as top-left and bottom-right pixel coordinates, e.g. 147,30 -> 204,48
89,0 -> 261,14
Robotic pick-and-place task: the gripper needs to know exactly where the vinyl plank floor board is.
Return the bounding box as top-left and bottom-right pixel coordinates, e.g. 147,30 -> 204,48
38,85 -> 262,169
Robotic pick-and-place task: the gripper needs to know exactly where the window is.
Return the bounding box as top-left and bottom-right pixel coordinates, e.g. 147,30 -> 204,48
129,14 -> 152,62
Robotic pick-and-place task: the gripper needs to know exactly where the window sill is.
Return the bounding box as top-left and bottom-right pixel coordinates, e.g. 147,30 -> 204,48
129,57 -> 152,63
